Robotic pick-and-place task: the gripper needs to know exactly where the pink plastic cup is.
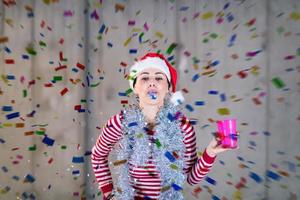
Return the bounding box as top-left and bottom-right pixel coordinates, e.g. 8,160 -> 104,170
216,119 -> 238,149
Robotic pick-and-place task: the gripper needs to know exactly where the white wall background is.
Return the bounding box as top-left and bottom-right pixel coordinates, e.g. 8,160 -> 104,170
0,0 -> 300,199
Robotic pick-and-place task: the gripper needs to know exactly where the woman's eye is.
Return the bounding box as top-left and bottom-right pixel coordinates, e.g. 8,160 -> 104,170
141,77 -> 149,81
155,77 -> 163,81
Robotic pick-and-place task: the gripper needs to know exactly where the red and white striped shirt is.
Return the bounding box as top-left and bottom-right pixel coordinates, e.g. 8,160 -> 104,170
91,111 -> 216,200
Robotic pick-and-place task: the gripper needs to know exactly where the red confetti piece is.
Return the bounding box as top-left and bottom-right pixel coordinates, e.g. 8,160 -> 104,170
120,62 -> 127,67
40,20 -> 45,28
60,88 -> 69,96
5,59 -> 14,64
44,83 -> 53,87
237,70 -> 248,79
48,158 -> 53,164
284,55 -> 295,60
59,38 -> 64,44
55,65 -> 67,71
182,88 -> 189,93
144,22 -> 149,31
76,62 -> 85,70
74,105 -> 81,110
128,20 -> 135,26
224,74 -> 232,79
121,100 -> 128,104
252,97 -> 261,105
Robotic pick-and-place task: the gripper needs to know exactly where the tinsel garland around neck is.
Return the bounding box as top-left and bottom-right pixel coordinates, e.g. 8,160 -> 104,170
113,100 -> 187,200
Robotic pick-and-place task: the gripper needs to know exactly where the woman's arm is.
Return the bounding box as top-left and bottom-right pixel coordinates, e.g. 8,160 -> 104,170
180,117 -> 217,185
91,112 -> 123,198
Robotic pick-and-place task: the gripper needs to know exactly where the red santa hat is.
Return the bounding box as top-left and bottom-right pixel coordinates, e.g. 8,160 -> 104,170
129,52 -> 184,105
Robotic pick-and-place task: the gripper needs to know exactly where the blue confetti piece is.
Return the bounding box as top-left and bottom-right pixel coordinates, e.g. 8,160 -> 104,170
228,34 -> 237,47
220,93 -> 226,102
208,90 -> 218,95
98,24 -> 106,34
2,106 -> 13,111
219,160 -> 225,165
107,42 -> 113,48
42,135 -> 55,146
223,2 -> 230,10
118,92 -> 127,97
72,170 -> 80,175
7,75 -> 15,80
72,156 -> 85,163
179,6 -> 189,11
167,113 -> 175,122
205,176 -> 217,185
185,104 -> 194,112
0,138 -> 5,143
249,172 -> 263,183
192,74 -> 200,82
24,174 -> 35,183
12,175 -> 19,181
211,60 -> 220,67
6,112 -> 20,120
165,151 -> 176,162
171,183 -> 182,191
84,151 -> 92,156
128,122 -> 138,127
263,131 -> 271,136
237,156 -> 245,161
27,12 -> 34,18
266,170 -> 281,181
167,55 -> 174,61
72,68 -> 79,72
195,101 -> 205,106
4,46 -> 11,53
86,76 -> 90,87
212,195 -> 221,200
22,54 -> 29,59
226,12 -> 234,22
1,166 -> 8,173
129,49 -> 137,54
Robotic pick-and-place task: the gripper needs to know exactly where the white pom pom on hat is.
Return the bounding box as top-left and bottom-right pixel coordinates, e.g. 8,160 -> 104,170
128,52 -> 185,105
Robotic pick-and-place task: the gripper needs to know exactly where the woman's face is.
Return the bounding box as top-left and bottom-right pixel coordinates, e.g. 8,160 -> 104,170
134,68 -> 170,106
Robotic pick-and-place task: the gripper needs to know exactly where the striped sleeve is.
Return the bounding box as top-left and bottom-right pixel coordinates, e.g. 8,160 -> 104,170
91,112 -> 123,194
180,116 -> 217,185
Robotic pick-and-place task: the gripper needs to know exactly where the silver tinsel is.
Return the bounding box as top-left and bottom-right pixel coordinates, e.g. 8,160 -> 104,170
113,98 -> 187,200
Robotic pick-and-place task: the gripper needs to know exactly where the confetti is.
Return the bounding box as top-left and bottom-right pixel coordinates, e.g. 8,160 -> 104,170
72,156 -> 84,164
249,172 -> 263,183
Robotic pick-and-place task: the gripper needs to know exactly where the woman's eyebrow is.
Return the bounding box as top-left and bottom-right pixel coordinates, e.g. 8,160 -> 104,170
140,72 -> 150,75
155,72 -> 165,75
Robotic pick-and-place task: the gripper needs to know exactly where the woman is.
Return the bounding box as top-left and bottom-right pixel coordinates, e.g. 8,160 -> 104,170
91,53 -> 233,200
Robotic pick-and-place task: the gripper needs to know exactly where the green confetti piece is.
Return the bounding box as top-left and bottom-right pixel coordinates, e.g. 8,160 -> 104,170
210,33 -> 218,39
35,130 -> 45,135
61,145 -> 67,150
126,88 -> 133,96
271,77 -> 285,89
276,26 -> 285,34
25,46 -> 37,55
23,89 -> 27,97
203,38 -> 209,43
136,133 -> 144,138
297,48 -> 300,56
155,139 -> 162,148
166,43 -> 177,55
90,82 -> 100,87
81,99 -> 87,103
217,108 -> 230,115
170,164 -> 179,170
28,144 -> 36,151
53,76 -> 62,81
39,41 -> 47,47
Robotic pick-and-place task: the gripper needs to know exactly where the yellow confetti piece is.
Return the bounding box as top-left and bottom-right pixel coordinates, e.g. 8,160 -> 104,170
131,28 -> 142,32
155,31 -> 164,39
3,123 -> 13,127
217,108 -> 230,115
233,190 -> 243,200
250,65 -> 260,76
201,12 -> 214,20
113,159 -> 127,166
123,37 -> 131,47
289,11 -> 300,21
